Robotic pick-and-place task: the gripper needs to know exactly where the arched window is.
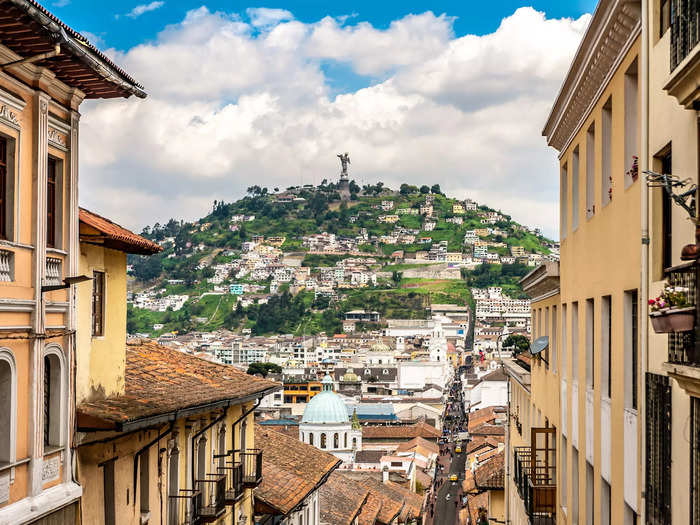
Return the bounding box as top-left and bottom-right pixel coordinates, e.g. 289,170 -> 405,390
344,433 -> 348,449
0,349 -> 16,465
196,436 -> 207,482
43,346 -> 65,449
352,437 -> 357,449
168,447 -> 180,524
308,433 -> 314,446
218,427 -> 226,469
333,433 -> 339,449
320,433 -> 327,449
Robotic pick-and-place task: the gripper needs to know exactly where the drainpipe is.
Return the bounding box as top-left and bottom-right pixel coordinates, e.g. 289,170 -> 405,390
639,0 -> 650,522
133,421 -> 175,506
191,404 -> 231,490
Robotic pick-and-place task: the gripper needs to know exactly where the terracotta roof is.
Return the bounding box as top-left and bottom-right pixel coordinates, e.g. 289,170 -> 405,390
80,208 -> 162,255
259,424 -> 299,439
389,481 -> 423,522
470,424 -> 505,437
254,426 -> 340,516
396,436 -> 439,456
480,368 -> 508,382
355,449 -> 387,464
466,437 -> 498,456
362,421 -> 440,441
0,0 -> 145,98
466,491 -> 489,525
357,491 -> 382,525
319,471 -> 369,525
344,474 -> 405,525
77,340 -> 280,431
468,406 -> 505,432
474,451 -> 505,490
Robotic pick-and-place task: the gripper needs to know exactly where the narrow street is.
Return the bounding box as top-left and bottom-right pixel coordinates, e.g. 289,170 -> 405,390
425,369 -> 469,525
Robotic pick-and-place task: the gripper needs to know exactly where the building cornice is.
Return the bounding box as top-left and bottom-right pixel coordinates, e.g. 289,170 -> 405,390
543,0 -> 641,153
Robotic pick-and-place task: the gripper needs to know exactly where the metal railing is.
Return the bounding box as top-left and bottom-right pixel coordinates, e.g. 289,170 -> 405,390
218,460 -> 244,505
196,474 -> 226,522
670,0 -> 700,71
666,262 -> 699,366
240,449 -> 263,488
513,447 -> 556,525
168,489 -> 202,525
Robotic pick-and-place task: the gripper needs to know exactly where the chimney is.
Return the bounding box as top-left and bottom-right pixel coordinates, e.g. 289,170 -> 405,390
382,466 -> 389,483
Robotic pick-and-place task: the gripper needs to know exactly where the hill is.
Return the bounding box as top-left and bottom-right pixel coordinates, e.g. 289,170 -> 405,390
126,181 -> 556,337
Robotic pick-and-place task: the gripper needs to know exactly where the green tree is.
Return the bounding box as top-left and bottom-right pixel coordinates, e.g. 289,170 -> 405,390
503,334 -> 530,354
391,271 -> 403,284
430,184 -> 442,194
420,185 -> 430,194
246,362 -> 282,377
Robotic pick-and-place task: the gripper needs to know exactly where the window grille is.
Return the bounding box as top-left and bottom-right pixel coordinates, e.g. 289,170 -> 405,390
646,373 -> 672,525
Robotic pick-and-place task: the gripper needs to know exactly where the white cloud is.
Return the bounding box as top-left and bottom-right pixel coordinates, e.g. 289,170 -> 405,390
126,1 -> 165,19
80,6 -> 590,238
246,7 -> 294,28
53,0 -> 70,7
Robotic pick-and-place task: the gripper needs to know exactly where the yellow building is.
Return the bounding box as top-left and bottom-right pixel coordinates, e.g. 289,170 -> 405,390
452,203 -> 465,215
538,1 -> 643,523
284,378 -> 323,403
0,3 -> 144,523
74,209 -> 280,525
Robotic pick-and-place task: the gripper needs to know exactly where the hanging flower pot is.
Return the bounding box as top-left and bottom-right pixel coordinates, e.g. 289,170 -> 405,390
650,307 -> 696,333
650,309 -> 672,333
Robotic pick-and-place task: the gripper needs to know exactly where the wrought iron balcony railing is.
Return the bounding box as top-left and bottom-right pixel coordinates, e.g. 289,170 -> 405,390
665,262 -> 699,367
670,0 -> 700,71
168,489 -> 202,525
218,460 -> 244,505
240,449 -> 263,488
513,447 -> 556,525
196,474 -> 226,522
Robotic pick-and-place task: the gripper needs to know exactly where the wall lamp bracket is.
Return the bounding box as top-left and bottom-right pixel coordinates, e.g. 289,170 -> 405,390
41,274 -> 92,293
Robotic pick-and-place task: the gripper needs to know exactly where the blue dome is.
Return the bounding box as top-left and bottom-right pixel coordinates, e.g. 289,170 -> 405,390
301,375 -> 349,424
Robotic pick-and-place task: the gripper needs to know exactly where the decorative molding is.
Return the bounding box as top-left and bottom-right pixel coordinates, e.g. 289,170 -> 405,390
41,456 -> 60,482
0,299 -> 35,313
0,105 -> 19,127
47,128 -> 67,150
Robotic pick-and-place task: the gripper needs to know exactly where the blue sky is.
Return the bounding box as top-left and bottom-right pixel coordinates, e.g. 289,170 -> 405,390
53,0 -> 595,53
68,1 -> 595,237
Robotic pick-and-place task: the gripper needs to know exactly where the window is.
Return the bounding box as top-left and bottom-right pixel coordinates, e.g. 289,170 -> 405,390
344,433 -> 348,448
308,433 -> 313,446
196,437 -> 206,482
660,0 -> 671,36
0,350 -> 16,466
352,437 -> 357,449
602,98 -> 612,206
391,461 -> 402,467
92,271 -> 105,337
646,373 -> 671,525
0,138 -> 6,240
585,299 -> 594,389
572,447 -> 580,524
572,148 -> 580,230
544,307 -> 550,369
561,435 -> 568,508
167,447 -> 179,525
601,478 -> 611,525
624,60 -> 639,188
572,302 -> 579,381
333,433 -> 339,449
601,296 -> 612,399
320,433 -> 327,449
240,417 -> 248,453
43,351 -> 63,448
658,147 -> 673,271
103,459 -> 116,525
625,290 -> 639,410
47,157 -> 57,248
140,449 -> 149,514
586,462 -> 594,525
561,164 -> 568,238
552,305 -> 558,374
562,304 -> 568,378
218,427 -> 226,470
586,125 -> 596,218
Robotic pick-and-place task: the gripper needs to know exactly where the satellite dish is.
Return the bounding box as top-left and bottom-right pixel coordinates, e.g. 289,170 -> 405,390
529,336 -> 549,355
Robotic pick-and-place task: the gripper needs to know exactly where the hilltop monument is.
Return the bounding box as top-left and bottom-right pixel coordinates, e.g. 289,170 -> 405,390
337,152 -> 351,200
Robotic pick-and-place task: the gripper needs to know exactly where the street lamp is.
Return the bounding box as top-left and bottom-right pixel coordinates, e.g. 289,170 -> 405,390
41,274 -> 92,293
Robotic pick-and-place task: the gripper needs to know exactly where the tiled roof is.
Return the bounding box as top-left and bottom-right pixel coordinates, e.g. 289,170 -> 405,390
355,449 -> 387,464
396,436 -> 439,456
470,424 -> 506,437
362,421 -> 440,440
319,472 -> 369,525
468,406 -> 500,432
474,451 -> 505,490
258,424 -> 299,439
80,208 -> 162,255
77,341 -> 280,431
254,426 -> 340,515
357,492 -> 382,525
466,437 -> 500,456
389,481 -> 423,522
345,474 -> 405,525
480,368 -> 508,382
466,491 -> 489,524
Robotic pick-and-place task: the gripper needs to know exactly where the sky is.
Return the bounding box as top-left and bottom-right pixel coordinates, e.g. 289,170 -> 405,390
49,0 -> 597,238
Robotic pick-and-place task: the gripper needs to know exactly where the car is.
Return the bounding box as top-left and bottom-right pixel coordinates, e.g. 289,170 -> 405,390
449,474 -> 458,482
455,446 -> 462,453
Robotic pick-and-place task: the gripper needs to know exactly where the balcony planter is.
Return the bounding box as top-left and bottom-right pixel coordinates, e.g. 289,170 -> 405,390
650,307 -> 695,334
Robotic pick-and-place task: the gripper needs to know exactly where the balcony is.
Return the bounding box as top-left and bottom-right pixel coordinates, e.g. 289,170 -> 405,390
218,460 -> 245,505
513,446 -> 556,525
168,489 -> 202,525
45,257 -> 62,286
240,449 -> 263,488
666,0 -> 700,108
662,262 -> 700,395
196,474 -> 226,522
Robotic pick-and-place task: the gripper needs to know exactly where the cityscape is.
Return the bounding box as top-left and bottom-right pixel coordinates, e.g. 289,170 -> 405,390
0,1 -> 697,525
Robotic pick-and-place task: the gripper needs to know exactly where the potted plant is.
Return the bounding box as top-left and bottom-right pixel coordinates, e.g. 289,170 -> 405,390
649,285 -> 695,333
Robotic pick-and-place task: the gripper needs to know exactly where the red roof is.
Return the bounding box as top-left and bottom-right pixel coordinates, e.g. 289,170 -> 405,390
79,208 -> 162,255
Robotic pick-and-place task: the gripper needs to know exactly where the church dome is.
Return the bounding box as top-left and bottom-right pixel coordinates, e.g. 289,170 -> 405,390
341,368 -> 359,382
301,375 -> 349,424
370,341 -> 390,352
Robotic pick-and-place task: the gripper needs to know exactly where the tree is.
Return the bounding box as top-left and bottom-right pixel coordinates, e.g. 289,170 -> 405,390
246,362 -> 282,377
391,271 -> 403,284
400,183 -> 410,195
420,185 -> 430,194
430,184 -> 442,194
503,334 -> 530,354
